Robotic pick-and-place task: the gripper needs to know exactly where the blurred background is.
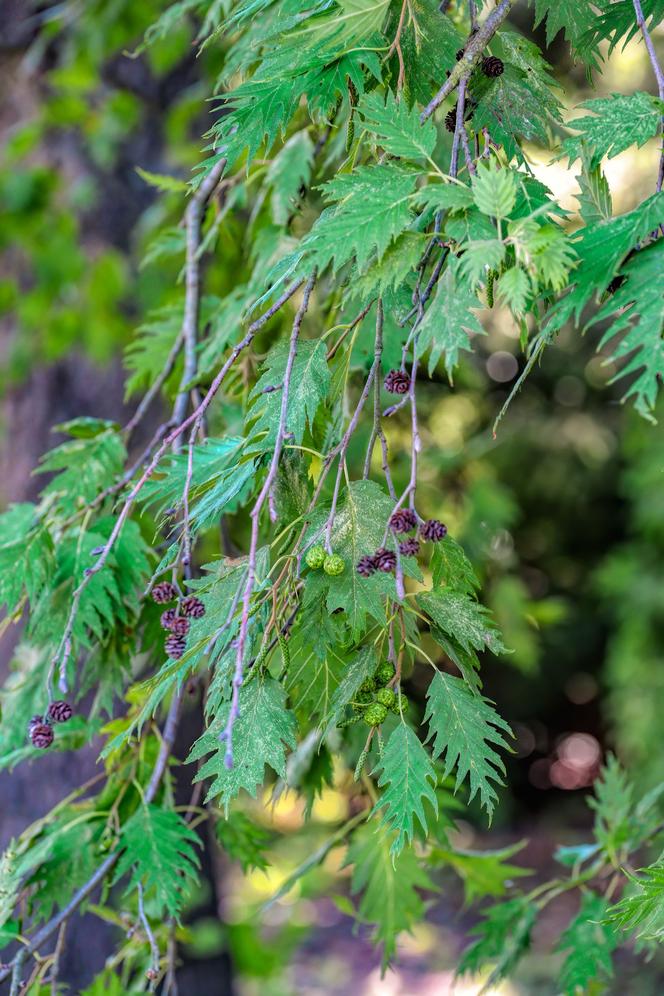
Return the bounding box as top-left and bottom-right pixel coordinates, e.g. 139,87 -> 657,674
1,1 -> 664,993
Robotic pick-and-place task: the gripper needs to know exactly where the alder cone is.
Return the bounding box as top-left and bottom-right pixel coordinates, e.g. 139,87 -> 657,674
356,555 -> 378,577
445,107 -> 458,133
181,595 -> 205,618
151,581 -> 178,604
47,700 -> 73,723
420,519 -> 448,542
389,508 -> 417,534
399,537 -> 420,557
384,369 -> 410,395
160,607 -> 177,630
374,547 -> 397,572
165,633 -> 187,659
482,56 -> 504,77
170,616 -> 191,637
30,722 -> 54,749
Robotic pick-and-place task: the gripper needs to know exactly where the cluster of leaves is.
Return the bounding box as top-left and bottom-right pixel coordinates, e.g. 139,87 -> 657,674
1,0 -> 664,990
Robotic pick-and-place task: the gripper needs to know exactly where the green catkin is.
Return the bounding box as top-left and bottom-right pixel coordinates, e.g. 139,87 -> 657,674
487,269 -> 496,308
277,629 -> 290,670
354,747 -> 369,780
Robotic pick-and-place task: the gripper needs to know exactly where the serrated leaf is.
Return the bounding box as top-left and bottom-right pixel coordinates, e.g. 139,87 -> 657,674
249,339 -> 330,445
496,266 -> 530,316
609,862 -> 664,942
303,164 -> 417,274
430,537 -> 480,594
417,587 -> 507,657
35,424 -> 126,517
414,182 -> 475,213
557,892 -> 616,995
417,264 -> 485,376
472,163 -> 517,219
343,821 -> 434,969
436,841 -> 531,905
215,811 -> 272,872
135,166 -> 188,193
372,724 -> 438,855
124,304 -> 182,397
267,130 -> 314,226
547,192 -> 664,329
589,239 -> 664,417
458,897 -> 535,991
530,0 -> 599,64
324,643 -> 377,731
424,671 -> 512,818
188,677 -> 297,811
358,89 -> 436,162
458,239 -> 506,289
562,93 -> 664,167
115,805 -> 200,919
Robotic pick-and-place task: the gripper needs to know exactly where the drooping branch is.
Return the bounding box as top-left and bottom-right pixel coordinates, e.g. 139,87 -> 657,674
50,277 -> 305,693
221,272 -> 316,766
420,0 -> 513,123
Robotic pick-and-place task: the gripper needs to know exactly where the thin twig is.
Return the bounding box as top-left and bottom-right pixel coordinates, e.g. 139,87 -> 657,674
632,0 -> 664,191
172,159 -> 227,427
221,273 -> 316,765
50,277 -> 305,691
420,0 -> 514,123
49,922 -> 67,996
137,881 -> 160,991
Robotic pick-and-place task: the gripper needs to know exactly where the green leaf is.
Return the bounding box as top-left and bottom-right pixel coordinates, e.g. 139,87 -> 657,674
472,67 -> 555,162
557,892 -> 616,995
285,593 -> 347,721
35,423 -> 126,517
547,192 -> 664,329
458,897 -> 536,991
424,671 -> 512,818
417,587 -> 507,657
436,841 -> 531,905
358,89 -> 436,162
304,480 -> 411,636
588,754 -> 634,862
417,264 -> 485,376
589,239 -> 664,417
115,805 -> 200,919
472,163 -> 517,219
430,538 -> 480,594
350,232 -> 422,299
372,724 -> 438,856
289,0 -> 390,55
267,130 -> 314,226
303,164 -> 417,274
324,643 -> 377,731
343,821 -> 434,969
609,862 -> 664,942
496,266 -> 530,316
135,166 -> 188,193
215,811 -> 272,873
458,239 -> 506,290
249,339 -> 331,445
562,93 -> 664,167
414,182 -> 475,213
530,0 -> 600,64
188,677 -> 297,811
0,506 -> 54,617
124,305 -> 182,397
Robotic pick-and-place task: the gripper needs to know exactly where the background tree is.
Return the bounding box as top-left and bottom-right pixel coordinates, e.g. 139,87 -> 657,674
0,1 -> 663,993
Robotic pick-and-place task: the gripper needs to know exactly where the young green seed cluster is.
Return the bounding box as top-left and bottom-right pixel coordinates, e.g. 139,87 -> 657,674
305,545 -> 346,576
348,661 -> 406,727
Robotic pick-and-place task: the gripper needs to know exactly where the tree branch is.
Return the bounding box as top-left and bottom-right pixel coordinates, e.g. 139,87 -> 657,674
632,0 -> 664,191
420,0 -> 514,123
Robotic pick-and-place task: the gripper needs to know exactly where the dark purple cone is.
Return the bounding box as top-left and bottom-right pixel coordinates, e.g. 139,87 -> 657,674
399,537 -> 421,557
420,519 -> 448,542
389,508 -> 417,534
165,633 -> 187,659
374,547 -> 397,572
181,595 -> 205,619
151,581 -> 178,604
30,722 -> 54,749
160,608 -> 177,631
170,616 -> 191,637
29,714 -> 43,731
445,107 -> 458,133
384,369 -> 411,395
481,56 -> 504,77
47,700 -> 73,724
356,555 -> 378,578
